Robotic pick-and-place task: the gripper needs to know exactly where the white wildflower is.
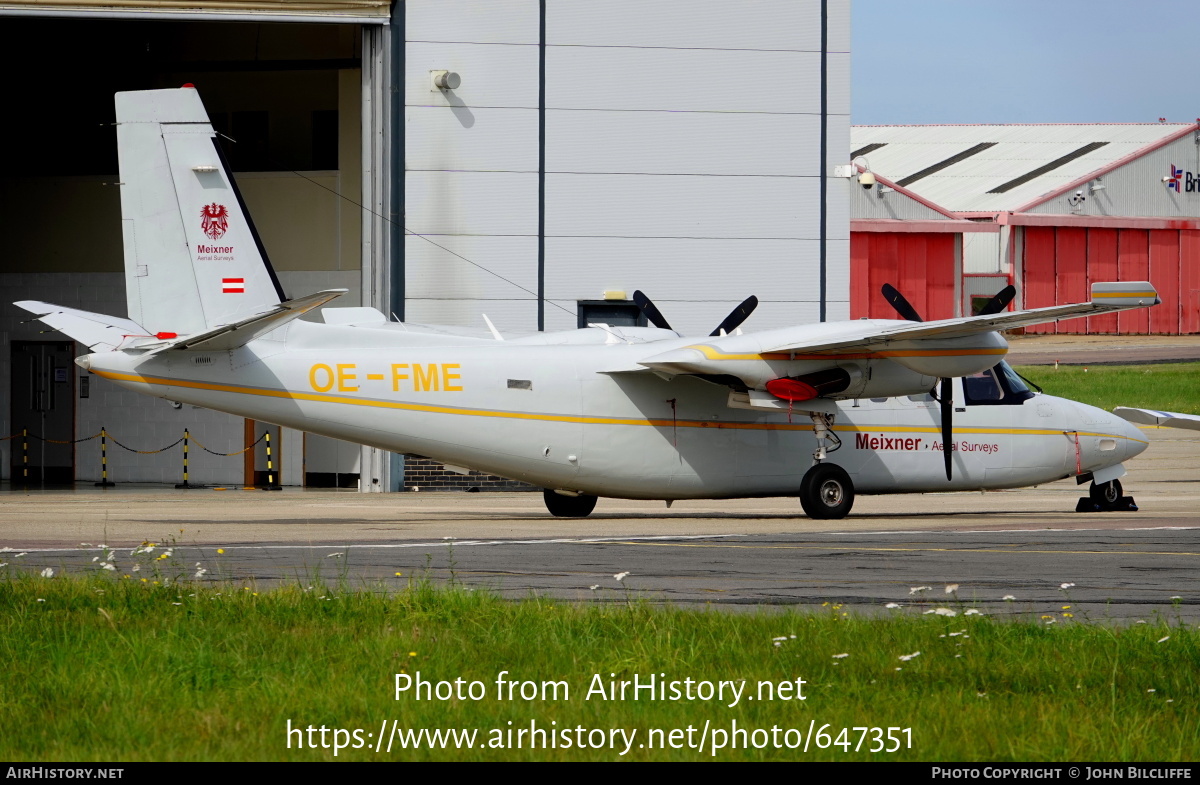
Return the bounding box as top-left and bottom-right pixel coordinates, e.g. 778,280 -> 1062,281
909,586 -> 931,595
613,571 -> 630,582
933,608 -> 957,617
885,602 -> 902,609
944,584 -> 959,594
589,585 -> 599,591
832,653 -> 849,659
772,636 -> 788,642
101,563 -> 115,571
965,609 -> 982,616
1060,582 -> 1075,590
898,651 -> 921,662
1147,689 -> 1156,693
1002,594 -> 1016,601
39,567 -> 53,578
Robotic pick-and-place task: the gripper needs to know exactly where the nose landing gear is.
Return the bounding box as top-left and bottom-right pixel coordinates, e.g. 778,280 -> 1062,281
1076,479 -> 1138,512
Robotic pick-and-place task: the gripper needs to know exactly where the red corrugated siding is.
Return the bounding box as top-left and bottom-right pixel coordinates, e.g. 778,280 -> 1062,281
850,234 -> 871,319
924,234 -> 957,321
1086,228 -> 1119,334
1022,227 -> 1057,334
1182,230 -> 1200,334
1054,227 -> 1088,335
1148,230 -> 1180,334
850,233 -> 957,320
1117,229 -> 1150,334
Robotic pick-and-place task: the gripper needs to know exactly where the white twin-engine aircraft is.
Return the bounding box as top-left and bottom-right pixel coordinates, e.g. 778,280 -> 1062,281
17,87 -> 1165,519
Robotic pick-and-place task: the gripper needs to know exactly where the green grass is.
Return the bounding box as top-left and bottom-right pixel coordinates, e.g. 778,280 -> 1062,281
1013,363 -> 1200,415
3,575 -> 1197,761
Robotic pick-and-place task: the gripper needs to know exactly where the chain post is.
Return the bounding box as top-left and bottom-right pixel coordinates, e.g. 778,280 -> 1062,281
261,429 -> 282,491
95,427 -> 116,487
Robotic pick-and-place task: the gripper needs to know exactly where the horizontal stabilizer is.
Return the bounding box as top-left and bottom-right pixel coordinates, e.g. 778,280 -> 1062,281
166,289 -> 346,350
14,301 -> 148,352
1113,407 -> 1200,432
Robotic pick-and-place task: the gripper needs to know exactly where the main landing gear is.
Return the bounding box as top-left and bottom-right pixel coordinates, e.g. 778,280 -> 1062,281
1076,479 -> 1137,512
799,412 -> 854,520
543,489 -> 598,517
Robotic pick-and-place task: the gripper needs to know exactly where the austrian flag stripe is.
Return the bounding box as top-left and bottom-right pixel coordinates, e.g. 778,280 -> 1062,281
222,278 -> 245,294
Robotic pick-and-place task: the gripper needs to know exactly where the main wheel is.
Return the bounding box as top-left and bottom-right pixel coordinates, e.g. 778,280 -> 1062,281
799,463 -> 855,520
1089,479 -> 1123,509
543,489 -> 598,518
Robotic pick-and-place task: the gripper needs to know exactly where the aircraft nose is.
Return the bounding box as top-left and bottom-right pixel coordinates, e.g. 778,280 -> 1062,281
1118,416 -> 1150,461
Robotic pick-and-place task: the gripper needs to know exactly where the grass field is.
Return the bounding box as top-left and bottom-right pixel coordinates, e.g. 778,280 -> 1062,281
1012,363 -> 1200,415
3,574 -> 1197,762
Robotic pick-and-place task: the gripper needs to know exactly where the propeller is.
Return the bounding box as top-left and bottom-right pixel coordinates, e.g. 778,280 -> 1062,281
632,290 -> 672,330
710,295 -> 759,337
879,283 -> 958,479
632,291 -> 759,337
975,284 -> 1016,316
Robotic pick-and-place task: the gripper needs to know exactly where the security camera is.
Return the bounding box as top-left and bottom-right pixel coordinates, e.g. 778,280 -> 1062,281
859,171 -> 877,190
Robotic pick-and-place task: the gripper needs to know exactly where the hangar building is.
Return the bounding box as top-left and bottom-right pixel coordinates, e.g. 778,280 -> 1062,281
0,1 -> 850,488
848,122 -> 1200,333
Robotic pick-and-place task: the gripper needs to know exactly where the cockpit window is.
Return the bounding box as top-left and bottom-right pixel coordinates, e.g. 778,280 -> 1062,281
963,361 -> 1035,406
963,368 -> 1004,402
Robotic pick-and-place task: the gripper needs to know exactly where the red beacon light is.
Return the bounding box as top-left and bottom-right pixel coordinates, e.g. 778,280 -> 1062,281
155,332 -> 178,340
765,377 -> 819,402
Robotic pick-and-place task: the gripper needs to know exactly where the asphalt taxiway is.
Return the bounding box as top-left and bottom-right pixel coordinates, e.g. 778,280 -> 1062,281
2,427 -> 1196,622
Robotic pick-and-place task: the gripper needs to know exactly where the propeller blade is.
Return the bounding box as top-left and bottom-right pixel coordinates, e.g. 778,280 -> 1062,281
881,283 -> 924,323
940,377 -> 953,481
632,290 -> 672,331
710,295 -> 759,337
976,285 -> 1016,316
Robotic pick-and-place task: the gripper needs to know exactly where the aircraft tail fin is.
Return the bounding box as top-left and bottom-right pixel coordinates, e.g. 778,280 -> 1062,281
115,86 -> 285,337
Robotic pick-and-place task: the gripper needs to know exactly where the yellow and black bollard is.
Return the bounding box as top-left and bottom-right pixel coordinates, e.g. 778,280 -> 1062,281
21,428 -> 28,489
261,429 -> 281,490
95,427 -> 116,487
174,428 -> 205,489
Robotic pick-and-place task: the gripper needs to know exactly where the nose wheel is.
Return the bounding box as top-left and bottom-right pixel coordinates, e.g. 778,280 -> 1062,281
1090,479 -> 1122,506
1077,479 -> 1137,512
799,463 -> 855,520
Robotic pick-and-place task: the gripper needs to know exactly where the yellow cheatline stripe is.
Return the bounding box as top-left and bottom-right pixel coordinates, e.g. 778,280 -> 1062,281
1092,291 -> 1157,299
91,369 -> 1144,443
600,542 -> 1199,557
685,344 -> 1009,362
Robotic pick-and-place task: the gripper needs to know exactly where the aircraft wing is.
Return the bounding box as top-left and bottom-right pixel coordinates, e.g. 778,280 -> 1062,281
1113,407 -> 1200,432
760,282 -> 1159,355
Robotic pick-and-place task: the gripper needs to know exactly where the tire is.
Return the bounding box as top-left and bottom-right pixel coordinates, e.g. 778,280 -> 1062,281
1089,479 -> 1123,508
543,489 -> 598,518
799,463 -> 855,520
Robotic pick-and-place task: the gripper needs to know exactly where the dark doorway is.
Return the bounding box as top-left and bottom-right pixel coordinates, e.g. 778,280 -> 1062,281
10,341 -> 77,485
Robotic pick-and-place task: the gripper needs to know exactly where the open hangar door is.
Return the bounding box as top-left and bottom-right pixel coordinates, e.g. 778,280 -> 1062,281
0,16 -> 366,485
1021,226 -> 1200,335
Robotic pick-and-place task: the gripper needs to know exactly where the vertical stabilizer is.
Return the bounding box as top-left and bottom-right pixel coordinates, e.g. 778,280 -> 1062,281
116,87 -> 285,335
